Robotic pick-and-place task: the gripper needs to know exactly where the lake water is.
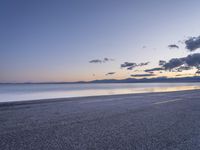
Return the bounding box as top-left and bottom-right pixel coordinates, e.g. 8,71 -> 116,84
1,83 -> 200,102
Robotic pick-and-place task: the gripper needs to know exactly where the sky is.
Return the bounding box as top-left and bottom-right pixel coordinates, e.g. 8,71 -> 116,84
1,0 -> 200,83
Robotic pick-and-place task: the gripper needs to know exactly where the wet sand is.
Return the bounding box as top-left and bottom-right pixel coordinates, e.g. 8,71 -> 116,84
0,90 -> 200,150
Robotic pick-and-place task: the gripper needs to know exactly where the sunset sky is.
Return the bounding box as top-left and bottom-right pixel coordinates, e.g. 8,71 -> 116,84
1,0 -> 200,83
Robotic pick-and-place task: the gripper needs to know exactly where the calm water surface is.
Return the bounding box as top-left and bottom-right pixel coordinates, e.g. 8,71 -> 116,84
1,83 -> 200,102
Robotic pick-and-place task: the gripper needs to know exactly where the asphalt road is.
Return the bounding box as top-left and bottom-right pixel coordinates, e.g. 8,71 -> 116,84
0,90 -> 200,150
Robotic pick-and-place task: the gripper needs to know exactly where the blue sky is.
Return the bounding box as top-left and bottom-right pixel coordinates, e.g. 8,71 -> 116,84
1,0 -> 200,82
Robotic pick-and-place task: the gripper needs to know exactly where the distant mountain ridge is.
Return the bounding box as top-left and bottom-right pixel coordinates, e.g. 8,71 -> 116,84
87,76 -> 200,83
1,76 -> 200,84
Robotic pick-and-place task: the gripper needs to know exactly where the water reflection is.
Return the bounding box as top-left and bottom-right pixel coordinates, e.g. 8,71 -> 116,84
1,83 -> 200,102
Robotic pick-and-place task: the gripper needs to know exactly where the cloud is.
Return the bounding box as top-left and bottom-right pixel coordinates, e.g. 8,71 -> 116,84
175,66 -> 192,72
160,53 -> 200,71
185,36 -> 200,51
184,53 -> 200,67
168,44 -> 179,49
127,66 -> 136,70
121,62 -> 149,70
130,73 -> 155,77
89,59 -> 102,63
163,58 -> 184,70
159,60 -> 166,66
138,62 -> 150,66
105,72 -> 115,76
89,58 -> 114,63
196,70 -> 200,74
145,54 -> 199,73
145,67 -> 164,72
103,57 -> 114,62
121,62 -> 137,68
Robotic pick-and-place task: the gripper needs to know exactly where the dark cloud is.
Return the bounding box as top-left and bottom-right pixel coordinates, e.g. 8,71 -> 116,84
145,54 -> 199,73
130,74 -> 155,77
121,62 -> 149,70
104,58 -> 109,61
159,60 -> 166,66
148,71 -> 154,74
168,44 -> 179,49
196,70 -> 200,74
185,36 -> 200,51
105,72 -> 115,76
163,58 -> 184,70
184,53 -> 200,67
89,59 -> 102,63
161,53 -> 200,71
89,58 -> 114,63
175,66 -> 192,72
127,66 -> 136,70
121,62 -> 137,68
145,67 -> 164,72
138,62 -> 150,67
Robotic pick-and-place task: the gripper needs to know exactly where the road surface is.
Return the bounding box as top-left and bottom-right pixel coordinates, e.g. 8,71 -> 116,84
0,90 -> 200,150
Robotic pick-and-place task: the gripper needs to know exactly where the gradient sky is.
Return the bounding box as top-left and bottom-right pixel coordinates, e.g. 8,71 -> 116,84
1,0 -> 200,82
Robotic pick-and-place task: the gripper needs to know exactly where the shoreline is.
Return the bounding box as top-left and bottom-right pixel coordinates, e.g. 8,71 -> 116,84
1,89 -> 200,107
1,82 -> 200,104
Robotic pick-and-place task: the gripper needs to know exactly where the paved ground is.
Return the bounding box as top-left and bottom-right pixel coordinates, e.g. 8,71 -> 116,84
0,90 -> 200,150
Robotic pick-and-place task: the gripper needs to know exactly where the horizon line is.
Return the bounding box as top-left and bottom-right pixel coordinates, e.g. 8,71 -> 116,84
1,76 -> 200,84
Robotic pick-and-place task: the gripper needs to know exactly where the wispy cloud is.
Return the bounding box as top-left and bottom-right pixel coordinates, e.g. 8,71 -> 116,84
105,72 -> 115,76
130,73 -> 155,77
89,58 -> 114,63
121,62 -> 149,70
103,57 -> 114,62
145,67 -> 164,72
89,59 -> 102,63
138,62 -> 150,66
121,62 -> 137,68
168,44 -> 179,49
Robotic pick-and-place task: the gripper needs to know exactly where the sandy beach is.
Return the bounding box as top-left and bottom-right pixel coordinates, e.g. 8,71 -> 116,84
0,90 -> 200,150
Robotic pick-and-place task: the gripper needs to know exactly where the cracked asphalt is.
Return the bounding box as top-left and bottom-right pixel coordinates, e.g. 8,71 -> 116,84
0,90 -> 200,150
